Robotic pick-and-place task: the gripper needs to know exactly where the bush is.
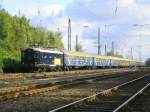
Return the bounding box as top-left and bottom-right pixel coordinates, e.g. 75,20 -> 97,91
2,58 -> 21,73
0,48 -> 21,73
0,60 -> 3,72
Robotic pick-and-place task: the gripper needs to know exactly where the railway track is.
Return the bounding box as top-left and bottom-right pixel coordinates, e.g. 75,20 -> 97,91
0,69 -> 139,89
49,73 -> 150,112
0,68 -> 136,81
0,69 -> 139,95
0,70 -> 148,112
0,74 -> 22,81
0,71 -> 128,101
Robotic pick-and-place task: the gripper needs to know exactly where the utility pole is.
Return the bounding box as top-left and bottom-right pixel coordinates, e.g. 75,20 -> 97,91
76,35 -> 78,51
104,44 -> 107,56
127,50 -> 130,59
98,27 -> 101,55
18,9 -> 21,16
57,27 -> 60,32
36,8 -> 41,28
70,19 -> 72,51
111,41 -> 114,56
130,48 -> 133,60
68,18 -> 69,51
68,18 -> 71,51
115,0 -> 118,16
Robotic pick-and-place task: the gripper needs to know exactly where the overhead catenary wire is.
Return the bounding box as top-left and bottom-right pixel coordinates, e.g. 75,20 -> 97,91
26,0 -> 147,59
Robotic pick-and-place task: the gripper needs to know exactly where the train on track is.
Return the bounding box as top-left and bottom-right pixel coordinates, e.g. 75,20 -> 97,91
21,47 -> 144,71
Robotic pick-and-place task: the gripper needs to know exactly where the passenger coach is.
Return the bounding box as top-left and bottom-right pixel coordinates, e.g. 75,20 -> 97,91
63,51 -> 93,69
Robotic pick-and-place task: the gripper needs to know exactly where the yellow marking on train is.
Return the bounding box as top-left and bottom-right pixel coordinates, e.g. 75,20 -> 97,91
54,58 -> 61,65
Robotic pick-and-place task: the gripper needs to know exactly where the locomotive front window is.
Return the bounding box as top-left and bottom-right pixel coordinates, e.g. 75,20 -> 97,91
49,56 -> 53,59
22,49 -> 34,64
44,55 -> 47,59
34,52 -> 39,58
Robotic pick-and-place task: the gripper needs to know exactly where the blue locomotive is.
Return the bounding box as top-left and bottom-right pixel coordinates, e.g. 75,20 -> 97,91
21,47 -> 144,71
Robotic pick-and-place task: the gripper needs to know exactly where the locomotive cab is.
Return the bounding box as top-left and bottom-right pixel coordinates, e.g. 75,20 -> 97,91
21,48 -> 38,65
21,47 -> 63,71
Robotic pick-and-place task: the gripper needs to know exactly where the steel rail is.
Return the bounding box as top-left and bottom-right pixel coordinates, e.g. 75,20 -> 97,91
113,81 -> 150,112
0,72 -> 118,95
1,68 -> 134,95
0,72 -> 122,101
0,68 -> 136,81
49,73 -> 150,112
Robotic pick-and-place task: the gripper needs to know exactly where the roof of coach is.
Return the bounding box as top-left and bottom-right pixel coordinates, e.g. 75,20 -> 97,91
127,59 -> 145,64
93,55 -> 130,61
135,60 -> 145,63
107,56 -> 129,61
63,50 -> 92,57
23,47 -> 63,54
94,55 -> 110,59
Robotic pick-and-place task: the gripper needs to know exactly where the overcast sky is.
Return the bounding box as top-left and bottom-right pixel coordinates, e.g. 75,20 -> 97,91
1,0 -> 150,61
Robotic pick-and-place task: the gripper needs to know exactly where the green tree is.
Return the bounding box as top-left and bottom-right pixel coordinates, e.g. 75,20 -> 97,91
107,51 -> 114,56
76,43 -> 83,52
0,9 -> 64,72
107,51 -> 123,58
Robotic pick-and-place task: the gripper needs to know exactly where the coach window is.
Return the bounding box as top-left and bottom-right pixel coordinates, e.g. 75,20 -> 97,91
86,57 -> 88,61
80,57 -> 81,60
74,56 -> 76,60
69,56 -> 71,60
96,58 -> 98,61
76,56 -> 78,60
70,56 -> 73,60
83,57 -> 86,60
89,57 -> 92,61
79,57 -> 81,60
